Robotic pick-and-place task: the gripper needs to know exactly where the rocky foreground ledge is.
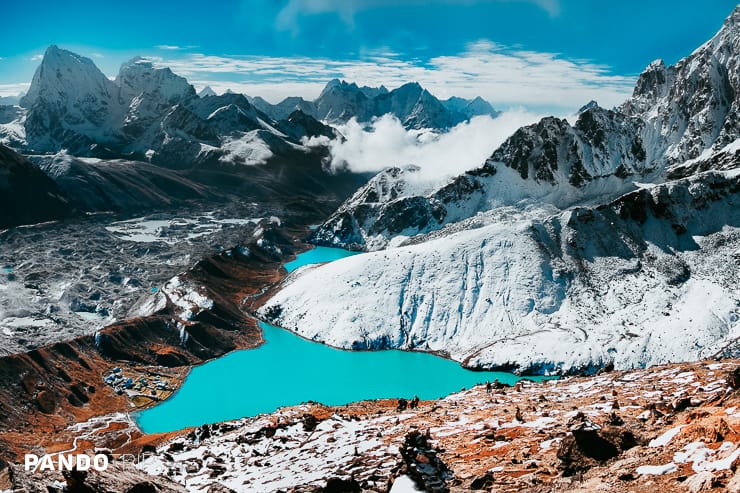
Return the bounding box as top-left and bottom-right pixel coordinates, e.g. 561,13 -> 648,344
6,358 -> 740,492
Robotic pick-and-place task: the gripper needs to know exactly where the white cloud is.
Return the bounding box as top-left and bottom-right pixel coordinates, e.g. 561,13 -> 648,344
90,52 -> 105,59
155,45 -> 198,51
30,54 -> 43,61
150,40 -> 635,112
276,0 -> 560,29
0,82 -> 30,97
309,110 -> 544,184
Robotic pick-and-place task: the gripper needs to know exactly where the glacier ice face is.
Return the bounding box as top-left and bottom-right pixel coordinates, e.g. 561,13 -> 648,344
261,169 -> 740,374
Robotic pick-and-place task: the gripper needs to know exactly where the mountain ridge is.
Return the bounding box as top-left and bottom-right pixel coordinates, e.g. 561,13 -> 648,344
311,5 -> 740,251
262,5 -> 740,375
251,78 -> 499,129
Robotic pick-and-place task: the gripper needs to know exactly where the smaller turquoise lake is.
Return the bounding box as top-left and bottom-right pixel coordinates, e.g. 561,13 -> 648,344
136,246 -> 542,434
283,246 -> 359,272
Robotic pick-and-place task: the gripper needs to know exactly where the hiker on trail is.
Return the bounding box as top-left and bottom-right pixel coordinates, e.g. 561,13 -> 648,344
485,381 -> 492,394
410,396 -> 420,409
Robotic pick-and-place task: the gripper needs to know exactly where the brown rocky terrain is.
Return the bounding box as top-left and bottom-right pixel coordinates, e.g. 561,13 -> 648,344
4,358 -> 740,492
126,359 -> 740,492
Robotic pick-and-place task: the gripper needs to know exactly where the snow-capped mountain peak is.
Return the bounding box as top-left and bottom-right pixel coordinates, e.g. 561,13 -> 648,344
19,45 -> 123,151
116,57 -> 196,139
198,86 -> 217,98
20,45 -> 117,110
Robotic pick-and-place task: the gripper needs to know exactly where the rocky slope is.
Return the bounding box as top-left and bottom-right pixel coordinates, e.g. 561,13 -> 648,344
0,144 -> 74,229
131,360 -> 740,493
268,6 -> 740,374
7,359 -> 740,493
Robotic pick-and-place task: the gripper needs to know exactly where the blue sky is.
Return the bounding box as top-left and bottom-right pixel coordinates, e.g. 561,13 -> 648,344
0,0 -> 737,111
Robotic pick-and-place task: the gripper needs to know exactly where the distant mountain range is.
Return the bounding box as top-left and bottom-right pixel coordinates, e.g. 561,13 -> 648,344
0,45 -> 498,227
249,79 -> 499,129
0,46 -> 497,163
5,45 -> 340,166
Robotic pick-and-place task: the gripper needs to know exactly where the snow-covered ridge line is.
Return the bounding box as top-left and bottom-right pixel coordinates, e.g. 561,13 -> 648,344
0,45 -> 345,168
312,7 -> 740,252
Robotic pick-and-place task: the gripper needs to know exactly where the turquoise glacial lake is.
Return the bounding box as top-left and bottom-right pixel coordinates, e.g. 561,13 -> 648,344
136,246 -> 541,434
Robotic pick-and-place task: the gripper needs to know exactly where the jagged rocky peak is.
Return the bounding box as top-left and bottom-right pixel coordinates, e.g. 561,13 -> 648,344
620,5 -> 740,164
261,96 -> 318,121
310,78 -> 497,129
488,107 -> 647,186
355,164 -> 421,203
188,92 -> 259,120
278,109 -> 337,141
117,57 -> 196,139
619,59 -> 675,118
319,78 -> 365,97
577,100 -> 600,113
310,164 -> 451,250
375,82 -> 423,115
315,79 -> 371,122
117,57 -> 195,104
19,45 -> 123,152
361,84 -> 389,99
487,4 -> 740,187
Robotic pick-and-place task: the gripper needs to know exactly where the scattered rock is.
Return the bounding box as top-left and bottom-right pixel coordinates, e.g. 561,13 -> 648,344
673,397 -> 693,413
469,471 -> 495,490
684,471 -> 714,492
728,367 -> 740,390
316,477 -> 361,492
557,413 -> 639,475
399,431 -> 452,493
35,389 -> 57,414
302,413 -> 320,432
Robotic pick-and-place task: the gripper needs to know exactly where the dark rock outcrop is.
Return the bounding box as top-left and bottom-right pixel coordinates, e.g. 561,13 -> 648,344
0,144 -> 75,228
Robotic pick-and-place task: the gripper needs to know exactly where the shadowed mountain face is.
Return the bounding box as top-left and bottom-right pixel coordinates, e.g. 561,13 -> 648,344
0,145 -> 74,229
